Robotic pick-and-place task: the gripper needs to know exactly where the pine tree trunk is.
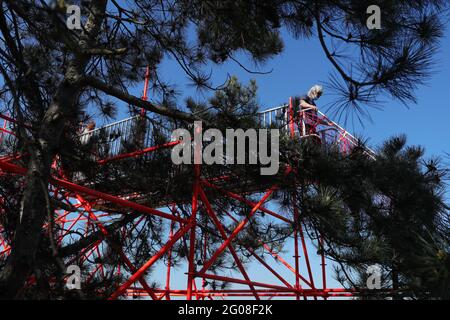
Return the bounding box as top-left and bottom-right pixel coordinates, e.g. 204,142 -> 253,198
0,152 -> 50,297
0,1 -> 107,298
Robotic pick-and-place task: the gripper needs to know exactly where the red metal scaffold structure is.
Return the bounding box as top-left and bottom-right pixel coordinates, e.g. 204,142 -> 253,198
0,73 -> 378,300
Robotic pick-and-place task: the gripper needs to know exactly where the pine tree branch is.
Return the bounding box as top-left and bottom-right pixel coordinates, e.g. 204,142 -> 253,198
59,213 -> 140,258
83,76 -> 204,123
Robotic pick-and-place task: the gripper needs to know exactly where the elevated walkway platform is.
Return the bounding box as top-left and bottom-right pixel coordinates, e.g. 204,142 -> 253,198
1,100 -> 376,212
68,100 -> 375,211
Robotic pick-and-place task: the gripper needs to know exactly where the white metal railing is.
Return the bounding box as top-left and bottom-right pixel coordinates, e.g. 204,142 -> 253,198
78,115 -> 171,159
258,103 -> 289,129
1,103 -> 376,163
77,104 -> 376,161
257,105 -> 376,159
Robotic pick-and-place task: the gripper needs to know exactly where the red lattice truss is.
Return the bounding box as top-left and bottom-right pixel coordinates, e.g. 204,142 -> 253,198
0,93 -> 386,300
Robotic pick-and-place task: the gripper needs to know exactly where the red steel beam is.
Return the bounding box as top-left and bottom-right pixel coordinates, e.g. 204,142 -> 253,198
98,141 -> 180,165
197,186 -> 277,275
260,242 -> 314,288
53,177 -> 186,224
222,206 -> 314,289
298,221 -> 316,290
292,199 -> 302,300
198,187 -> 260,300
220,208 -> 295,290
109,221 -> 194,300
75,195 -> 159,300
127,288 -> 359,298
201,180 -> 291,223
200,273 -> 302,294
0,160 -> 186,224
186,175 -> 200,300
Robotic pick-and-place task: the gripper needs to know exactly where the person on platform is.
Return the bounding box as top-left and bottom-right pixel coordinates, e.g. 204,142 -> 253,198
80,120 -> 96,146
294,85 -> 323,135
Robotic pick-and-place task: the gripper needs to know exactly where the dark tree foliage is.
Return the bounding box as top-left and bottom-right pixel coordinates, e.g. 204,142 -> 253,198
284,136 -> 449,299
0,0 -> 448,299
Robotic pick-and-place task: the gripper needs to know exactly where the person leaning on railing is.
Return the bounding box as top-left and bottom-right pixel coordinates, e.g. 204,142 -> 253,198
295,85 -> 323,136
79,120 -> 98,162
80,120 -> 96,146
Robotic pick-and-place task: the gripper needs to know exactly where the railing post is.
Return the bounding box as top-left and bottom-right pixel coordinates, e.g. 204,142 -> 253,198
289,97 -> 295,138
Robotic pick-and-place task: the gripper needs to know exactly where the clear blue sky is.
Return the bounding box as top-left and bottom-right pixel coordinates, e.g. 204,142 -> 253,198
110,23 -> 450,299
